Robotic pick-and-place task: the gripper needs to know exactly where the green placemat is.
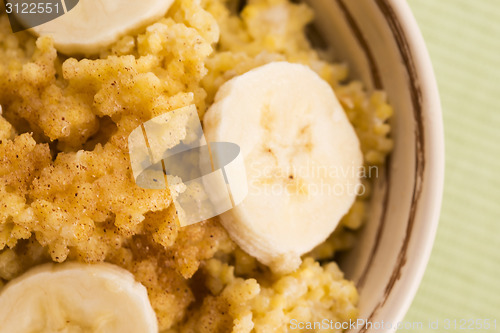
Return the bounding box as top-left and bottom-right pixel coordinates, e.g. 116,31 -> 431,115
403,0 -> 500,332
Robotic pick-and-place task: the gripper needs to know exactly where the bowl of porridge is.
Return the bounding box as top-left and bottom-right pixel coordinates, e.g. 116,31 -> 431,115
0,0 -> 443,332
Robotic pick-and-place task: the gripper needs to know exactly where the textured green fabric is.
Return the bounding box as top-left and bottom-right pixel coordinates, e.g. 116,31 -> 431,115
403,0 -> 500,331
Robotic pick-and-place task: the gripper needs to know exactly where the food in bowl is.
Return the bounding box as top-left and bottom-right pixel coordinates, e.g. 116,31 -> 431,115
0,0 -> 393,331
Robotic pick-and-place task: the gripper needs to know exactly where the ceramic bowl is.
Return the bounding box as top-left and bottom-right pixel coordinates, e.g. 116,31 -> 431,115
307,0 -> 444,331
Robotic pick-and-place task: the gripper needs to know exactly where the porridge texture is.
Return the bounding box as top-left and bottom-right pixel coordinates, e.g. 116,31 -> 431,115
0,0 -> 392,331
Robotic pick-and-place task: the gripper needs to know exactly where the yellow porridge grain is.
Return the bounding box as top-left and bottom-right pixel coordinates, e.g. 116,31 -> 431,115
0,0 -> 392,331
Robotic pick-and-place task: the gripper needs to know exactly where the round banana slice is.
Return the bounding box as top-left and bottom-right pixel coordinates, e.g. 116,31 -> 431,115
0,262 -> 158,333
29,0 -> 174,55
203,62 -> 363,274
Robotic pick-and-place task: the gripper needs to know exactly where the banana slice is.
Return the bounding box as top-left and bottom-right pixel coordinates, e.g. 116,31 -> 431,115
203,62 -> 363,274
0,262 -> 158,333
28,0 -> 174,55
